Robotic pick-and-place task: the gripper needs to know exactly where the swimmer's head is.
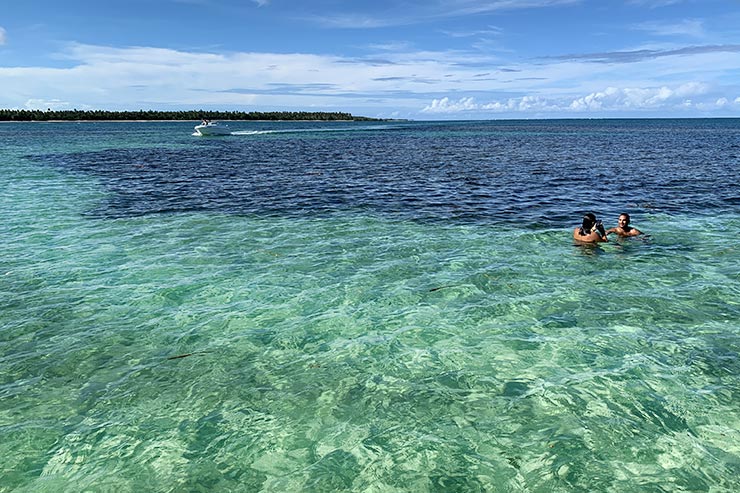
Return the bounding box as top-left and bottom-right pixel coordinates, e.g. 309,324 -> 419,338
618,213 -> 631,227
582,213 -> 597,231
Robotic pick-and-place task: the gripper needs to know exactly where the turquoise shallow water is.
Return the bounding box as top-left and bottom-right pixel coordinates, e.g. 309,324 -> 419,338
1,120 -> 740,492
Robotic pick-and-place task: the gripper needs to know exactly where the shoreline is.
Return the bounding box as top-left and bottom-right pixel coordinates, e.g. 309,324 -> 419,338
0,119 -> 403,123
0,109 -> 383,123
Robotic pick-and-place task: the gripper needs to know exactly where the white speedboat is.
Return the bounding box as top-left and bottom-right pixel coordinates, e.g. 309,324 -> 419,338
193,121 -> 231,136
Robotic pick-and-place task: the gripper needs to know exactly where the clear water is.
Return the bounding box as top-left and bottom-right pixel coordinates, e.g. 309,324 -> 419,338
1,119 -> 739,492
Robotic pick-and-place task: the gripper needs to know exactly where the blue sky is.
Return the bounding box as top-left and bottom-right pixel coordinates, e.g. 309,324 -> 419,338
2,0 -> 740,119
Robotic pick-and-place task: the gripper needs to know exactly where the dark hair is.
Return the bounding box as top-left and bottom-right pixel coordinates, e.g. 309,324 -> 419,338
579,213 -> 596,235
620,213 -> 631,224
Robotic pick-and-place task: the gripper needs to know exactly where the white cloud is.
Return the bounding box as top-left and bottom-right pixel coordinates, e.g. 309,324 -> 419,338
310,14 -> 405,29
422,82 -> 718,117
627,0 -> 684,7
309,0 -> 580,29
569,83 -> 709,111
674,82 -> 709,97
64,43 -> 226,65
515,95 -> 558,111
422,97 -> 478,113
24,98 -> 71,110
441,26 -> 504,38
632,19 -> 704,38
1,43 -> 506,113
365,41 -> 414,52
0,27 -> 6,45
568,87 -> 617,110
423,94 -> 552,114
478,95 -> 557,112
427,0 -> 582,18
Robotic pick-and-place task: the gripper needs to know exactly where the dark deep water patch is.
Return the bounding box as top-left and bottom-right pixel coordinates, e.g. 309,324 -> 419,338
28,119 -> 740,225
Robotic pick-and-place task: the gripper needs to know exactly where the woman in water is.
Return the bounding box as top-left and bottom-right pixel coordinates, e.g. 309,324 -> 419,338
573,212 -> 608,243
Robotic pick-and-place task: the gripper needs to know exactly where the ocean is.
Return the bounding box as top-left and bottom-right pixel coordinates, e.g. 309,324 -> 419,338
1,119 -> 739,492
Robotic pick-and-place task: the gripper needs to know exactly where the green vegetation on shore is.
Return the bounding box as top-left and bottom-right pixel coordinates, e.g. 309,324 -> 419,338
0,109 -> 381,122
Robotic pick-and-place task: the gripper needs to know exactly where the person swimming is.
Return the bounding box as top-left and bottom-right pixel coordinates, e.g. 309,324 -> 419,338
606,213 -> 642,237
573,212 -> 608,243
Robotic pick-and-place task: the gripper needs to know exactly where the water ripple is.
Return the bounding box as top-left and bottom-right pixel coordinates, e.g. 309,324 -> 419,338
27,119 -> 740,225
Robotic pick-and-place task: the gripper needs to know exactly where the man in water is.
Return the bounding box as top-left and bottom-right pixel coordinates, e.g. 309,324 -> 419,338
606,213 -> 642,237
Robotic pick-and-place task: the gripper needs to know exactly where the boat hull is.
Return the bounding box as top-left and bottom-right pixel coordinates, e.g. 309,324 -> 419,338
194,123 -> 231,136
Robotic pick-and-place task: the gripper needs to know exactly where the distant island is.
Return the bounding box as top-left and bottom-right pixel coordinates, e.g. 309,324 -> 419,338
0,109 -> 382,122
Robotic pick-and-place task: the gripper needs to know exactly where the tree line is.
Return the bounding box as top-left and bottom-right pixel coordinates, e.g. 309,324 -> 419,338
0,109 -> 380,122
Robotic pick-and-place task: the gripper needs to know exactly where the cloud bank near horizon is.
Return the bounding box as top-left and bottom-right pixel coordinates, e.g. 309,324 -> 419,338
422,83 -> 739,115
2,42 -> 739,119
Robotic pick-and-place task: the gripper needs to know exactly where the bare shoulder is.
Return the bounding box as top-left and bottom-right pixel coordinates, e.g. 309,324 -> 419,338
573,228 -> 606,243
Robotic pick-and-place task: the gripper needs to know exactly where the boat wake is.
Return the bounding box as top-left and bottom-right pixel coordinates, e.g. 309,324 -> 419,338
230,124 -> 395,136
192,131 -> 234,136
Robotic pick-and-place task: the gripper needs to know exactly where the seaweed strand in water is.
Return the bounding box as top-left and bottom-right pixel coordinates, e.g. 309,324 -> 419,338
166,351 -> 210,361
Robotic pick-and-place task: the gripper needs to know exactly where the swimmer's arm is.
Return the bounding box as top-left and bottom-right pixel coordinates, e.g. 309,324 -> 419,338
592,225 -> 608,242
580,230 -> 608,242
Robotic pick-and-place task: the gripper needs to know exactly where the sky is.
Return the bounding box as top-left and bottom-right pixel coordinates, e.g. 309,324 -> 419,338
1,0 -> 740,120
